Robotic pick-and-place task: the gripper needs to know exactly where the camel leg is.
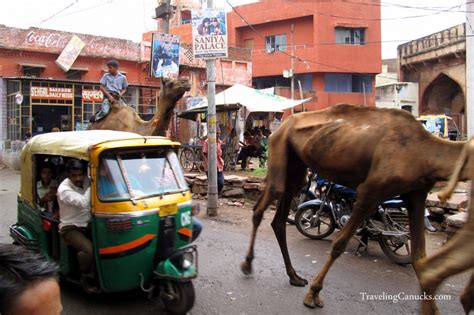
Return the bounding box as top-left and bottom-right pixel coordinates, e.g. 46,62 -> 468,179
402,189 -> 443,315
303,189 -> 379,308
417,225 -> 474,315
460,272 -> 474,314
271,192 -> 308,286
240,187 -> 277,275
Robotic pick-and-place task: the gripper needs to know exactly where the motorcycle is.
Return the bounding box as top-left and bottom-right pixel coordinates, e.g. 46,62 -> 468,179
287,171 -> 318,224
294,177 -> 412,265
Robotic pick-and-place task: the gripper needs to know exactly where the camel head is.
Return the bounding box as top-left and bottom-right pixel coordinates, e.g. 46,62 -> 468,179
161,77 -> 191,103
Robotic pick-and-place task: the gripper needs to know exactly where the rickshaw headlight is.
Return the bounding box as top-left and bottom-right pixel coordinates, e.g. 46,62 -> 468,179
182,252 -> 194,270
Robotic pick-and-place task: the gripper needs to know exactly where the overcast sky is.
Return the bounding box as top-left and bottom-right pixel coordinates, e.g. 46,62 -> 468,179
0,0 -> 467,59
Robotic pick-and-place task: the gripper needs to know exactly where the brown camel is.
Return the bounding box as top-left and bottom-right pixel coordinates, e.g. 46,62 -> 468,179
240,104 -> 473,314
88,77 -> 191,136
417,140 -> 474,314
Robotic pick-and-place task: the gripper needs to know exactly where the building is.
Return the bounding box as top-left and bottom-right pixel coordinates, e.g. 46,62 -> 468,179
398,23 -> 466,135
227,0 -> 382,113
376,59 -> 419,115
0,24 -> 252,144
0,25 -> 161,142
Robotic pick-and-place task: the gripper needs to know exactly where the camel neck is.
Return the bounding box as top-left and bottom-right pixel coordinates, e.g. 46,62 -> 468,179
425,137 -> 466,181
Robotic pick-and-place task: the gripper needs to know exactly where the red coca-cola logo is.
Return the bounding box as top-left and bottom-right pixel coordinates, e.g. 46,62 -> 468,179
25,31 -> 68,49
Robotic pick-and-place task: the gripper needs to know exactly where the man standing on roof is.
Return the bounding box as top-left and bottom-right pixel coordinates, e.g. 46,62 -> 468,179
90,59 -> 128,123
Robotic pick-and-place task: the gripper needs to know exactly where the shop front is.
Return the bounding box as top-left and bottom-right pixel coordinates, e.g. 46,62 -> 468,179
5,78 -> 160,141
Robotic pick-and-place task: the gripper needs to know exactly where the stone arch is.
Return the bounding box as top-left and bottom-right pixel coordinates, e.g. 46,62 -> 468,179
421,73 -> 465,133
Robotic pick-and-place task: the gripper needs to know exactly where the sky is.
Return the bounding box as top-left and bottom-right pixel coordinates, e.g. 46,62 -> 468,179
0,0 -> 468,59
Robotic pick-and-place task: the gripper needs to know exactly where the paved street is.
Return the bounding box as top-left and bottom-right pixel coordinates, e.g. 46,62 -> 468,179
0,168 -> 469,314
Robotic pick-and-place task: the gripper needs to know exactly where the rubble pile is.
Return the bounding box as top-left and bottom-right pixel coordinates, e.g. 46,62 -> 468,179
184,174 -> 265,200
425,191 -> 469,239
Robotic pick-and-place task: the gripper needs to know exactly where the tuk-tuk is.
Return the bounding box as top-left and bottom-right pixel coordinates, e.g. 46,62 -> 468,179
10,130 -> 198,314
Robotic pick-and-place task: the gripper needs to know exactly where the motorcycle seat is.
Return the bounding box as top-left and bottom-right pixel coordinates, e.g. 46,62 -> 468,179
382,199 -> 405,208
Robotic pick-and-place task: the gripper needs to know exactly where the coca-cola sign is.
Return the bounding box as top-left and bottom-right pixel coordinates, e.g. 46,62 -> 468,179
26,31 -> 68,49
0,26 -> 141,61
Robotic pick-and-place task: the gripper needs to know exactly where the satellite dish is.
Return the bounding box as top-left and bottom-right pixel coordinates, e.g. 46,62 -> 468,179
15,93 -> 23,105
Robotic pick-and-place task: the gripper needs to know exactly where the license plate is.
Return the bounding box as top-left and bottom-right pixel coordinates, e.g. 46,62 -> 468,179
160,204 -> 178,216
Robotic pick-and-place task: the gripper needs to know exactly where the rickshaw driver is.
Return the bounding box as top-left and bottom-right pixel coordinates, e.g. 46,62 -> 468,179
57,159 -> 98,292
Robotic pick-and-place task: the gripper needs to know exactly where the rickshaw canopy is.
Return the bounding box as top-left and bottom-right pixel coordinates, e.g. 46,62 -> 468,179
20,130 -> 181,205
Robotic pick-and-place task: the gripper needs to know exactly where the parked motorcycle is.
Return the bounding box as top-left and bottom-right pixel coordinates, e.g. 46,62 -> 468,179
287,172 -> 318,224
294,178 -> 412,265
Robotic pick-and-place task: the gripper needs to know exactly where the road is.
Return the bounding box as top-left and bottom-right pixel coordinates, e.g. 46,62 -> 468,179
0,168 -> 469,314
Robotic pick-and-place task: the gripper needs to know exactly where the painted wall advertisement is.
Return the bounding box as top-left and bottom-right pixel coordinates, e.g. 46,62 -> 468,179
150,33 -> 180,78
55,35 -> 85,72
192,9 -> 228,59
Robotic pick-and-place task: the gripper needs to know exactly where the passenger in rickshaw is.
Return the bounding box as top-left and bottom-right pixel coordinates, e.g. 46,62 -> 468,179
57,159 -> 97,292
36,163 -> 58,213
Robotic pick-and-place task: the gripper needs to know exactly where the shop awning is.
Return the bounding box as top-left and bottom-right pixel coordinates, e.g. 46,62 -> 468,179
178,84 -> 310,121
69,67 -> 89,72
18,62 -> 47,69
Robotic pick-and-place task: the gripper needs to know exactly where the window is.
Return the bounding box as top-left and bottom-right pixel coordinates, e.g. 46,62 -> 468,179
324,74 -> 372,93
265,34 -> 286,52
23,67 -> 43,77
66,70 -> 82,80
336,27 -> 365,45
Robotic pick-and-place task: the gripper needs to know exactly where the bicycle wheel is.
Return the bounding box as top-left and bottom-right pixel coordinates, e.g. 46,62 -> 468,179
195,148 -> 206,173
179,148 -> 195,173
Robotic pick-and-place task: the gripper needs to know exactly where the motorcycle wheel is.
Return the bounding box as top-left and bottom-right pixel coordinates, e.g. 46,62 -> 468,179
162,281 -> 195,315
378,234 -> 412,265
295,205 -> 336,240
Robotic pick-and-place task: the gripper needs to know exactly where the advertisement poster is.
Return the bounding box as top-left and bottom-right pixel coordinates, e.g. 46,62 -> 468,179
150,33 -> 180,78
55,35 -> 85,72
192,9 -> 228,59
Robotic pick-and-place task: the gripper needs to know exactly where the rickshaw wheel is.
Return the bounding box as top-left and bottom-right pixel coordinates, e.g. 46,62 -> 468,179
179,148 -> 195,173
162,281 -> 195,315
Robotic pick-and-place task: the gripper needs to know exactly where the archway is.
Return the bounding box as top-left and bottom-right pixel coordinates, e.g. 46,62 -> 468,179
421,73 -> 465,135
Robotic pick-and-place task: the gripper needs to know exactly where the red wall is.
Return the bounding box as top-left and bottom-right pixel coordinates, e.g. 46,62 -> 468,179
227,0 -> 381,111
0,49 -> 159,87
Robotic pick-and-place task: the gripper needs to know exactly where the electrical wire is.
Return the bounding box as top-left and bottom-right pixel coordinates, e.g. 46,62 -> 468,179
36,1 -> 79,26
226,0 -> 471,87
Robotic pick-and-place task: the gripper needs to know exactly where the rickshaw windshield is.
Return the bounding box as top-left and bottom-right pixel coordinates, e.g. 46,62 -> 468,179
98,149 -> 188,202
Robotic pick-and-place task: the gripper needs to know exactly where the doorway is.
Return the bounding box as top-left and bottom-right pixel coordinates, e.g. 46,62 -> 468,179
32,105 -> 73,134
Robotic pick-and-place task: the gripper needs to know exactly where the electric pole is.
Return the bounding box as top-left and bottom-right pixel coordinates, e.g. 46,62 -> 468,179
290,23 -> 295,114
467,0 -> 474,137
206,0 -> 218,216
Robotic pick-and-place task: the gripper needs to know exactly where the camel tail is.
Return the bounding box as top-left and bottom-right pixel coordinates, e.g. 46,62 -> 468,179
438,140 -> 474,203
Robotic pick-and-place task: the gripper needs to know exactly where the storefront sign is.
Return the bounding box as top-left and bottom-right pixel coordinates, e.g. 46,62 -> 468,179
192,9 -> 228,59
82,89 -> 104,102
30,87 -> 73,100
150,33 -> 180,78
56,35 -> 86,72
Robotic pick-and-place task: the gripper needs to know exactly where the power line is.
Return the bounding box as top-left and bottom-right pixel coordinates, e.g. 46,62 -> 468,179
226,0 -> 471,87
283,1 -> 469,21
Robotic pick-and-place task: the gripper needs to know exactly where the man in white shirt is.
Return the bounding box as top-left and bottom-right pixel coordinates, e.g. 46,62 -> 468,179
57,159 -> 95,291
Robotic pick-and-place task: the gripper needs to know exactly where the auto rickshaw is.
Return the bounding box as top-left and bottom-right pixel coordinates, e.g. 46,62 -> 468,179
10,130 -> 198,314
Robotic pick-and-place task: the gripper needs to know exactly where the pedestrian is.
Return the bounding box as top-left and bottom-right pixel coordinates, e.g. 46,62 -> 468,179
0,244 -> 62,315
57,159 -> 97,293
90,59 -> 128,122
203,127 -> 225,194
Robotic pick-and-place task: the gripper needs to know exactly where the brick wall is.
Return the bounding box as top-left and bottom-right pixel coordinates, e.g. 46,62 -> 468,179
0,78 -> 5,141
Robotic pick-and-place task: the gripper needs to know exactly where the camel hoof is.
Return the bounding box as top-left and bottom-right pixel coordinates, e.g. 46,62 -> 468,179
240,261 -> 252,275
290,277 -> 308,287
303,294 -> 316,309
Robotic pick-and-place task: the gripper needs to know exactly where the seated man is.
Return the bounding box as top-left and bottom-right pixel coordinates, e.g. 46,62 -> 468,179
97,162 -> 128,200
90,59 -> 128,122
37,163 -> 58,212
57,159 -> 96,292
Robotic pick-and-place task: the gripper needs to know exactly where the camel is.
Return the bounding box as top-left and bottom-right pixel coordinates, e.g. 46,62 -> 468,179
88,77 -> 191,136
240,104 -> 473,314
417,139 -> 474,314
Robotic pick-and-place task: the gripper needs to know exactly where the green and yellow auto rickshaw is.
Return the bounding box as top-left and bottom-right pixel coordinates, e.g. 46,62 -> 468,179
10,130 -> 198,314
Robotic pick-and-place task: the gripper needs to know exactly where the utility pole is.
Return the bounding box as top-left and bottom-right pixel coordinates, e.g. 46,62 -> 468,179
206,0 -> 218,216
162,0 -> 171,33
290,23 -> 295,114
467,0 -> 474,137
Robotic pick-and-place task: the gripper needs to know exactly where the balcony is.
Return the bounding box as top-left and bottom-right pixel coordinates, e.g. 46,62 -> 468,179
398,23 -> 466,66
